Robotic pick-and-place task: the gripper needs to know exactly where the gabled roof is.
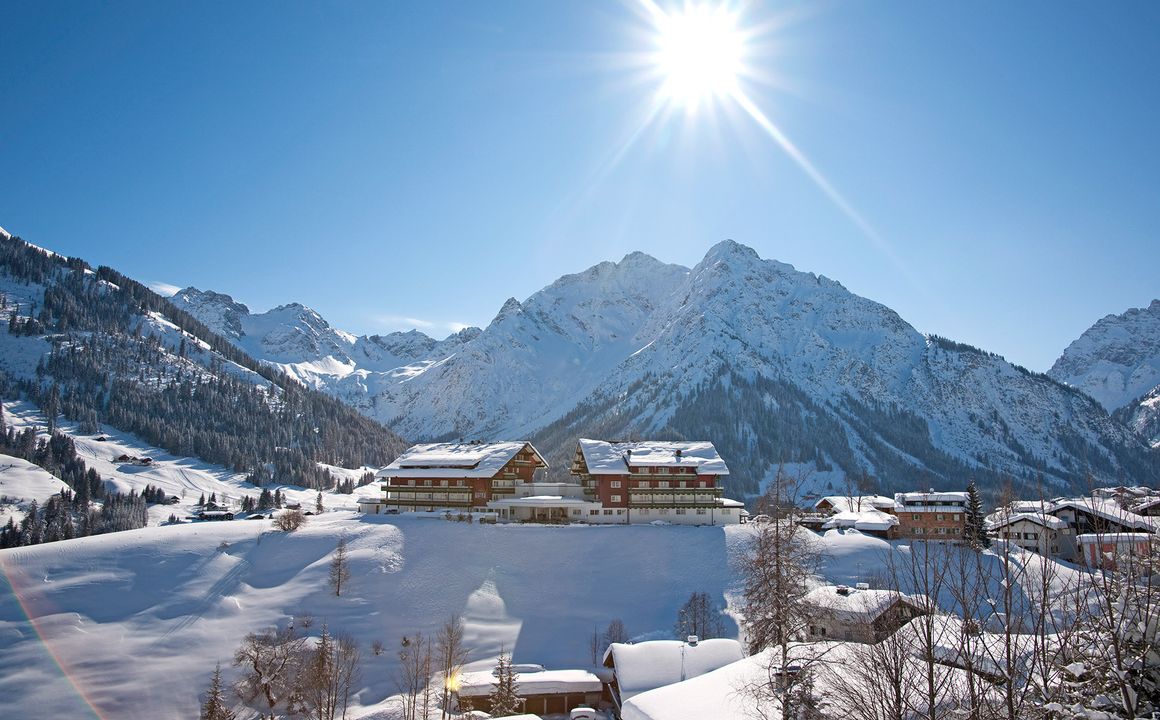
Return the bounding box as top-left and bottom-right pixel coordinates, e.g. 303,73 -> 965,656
987,512 -> 1068,531
376,442 -> 546,479
602,638 -> 742,702
577,439 -> 729,476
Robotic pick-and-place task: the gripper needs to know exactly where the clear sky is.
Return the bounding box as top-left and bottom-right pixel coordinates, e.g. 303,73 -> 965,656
1,1 -> 1157,372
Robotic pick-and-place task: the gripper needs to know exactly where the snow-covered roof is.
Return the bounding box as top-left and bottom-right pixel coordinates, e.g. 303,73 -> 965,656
1048,497 -> 1157,532
1076,532 -> 1154,544
987,512 -> 1068,531
456,668 -> 601,698
602,638 -> 742,702
896,491 -> 970,505
815,495 -> 896,513
821,509 -> 899,532
577,439 -> 729,476
802,586 -> 921,624
377,442 -> 546,479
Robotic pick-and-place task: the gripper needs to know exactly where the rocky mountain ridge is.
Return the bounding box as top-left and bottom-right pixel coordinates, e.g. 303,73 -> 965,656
172,239 -> 1158,497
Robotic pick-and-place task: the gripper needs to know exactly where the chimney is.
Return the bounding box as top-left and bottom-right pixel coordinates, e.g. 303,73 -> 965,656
686,635 -> 699,646
675,448 -> 683,457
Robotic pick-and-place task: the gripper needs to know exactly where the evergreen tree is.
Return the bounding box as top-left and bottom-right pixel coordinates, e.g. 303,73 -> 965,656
488,649 -> 521,717
315,491 -> 324,514
200,663 -> 236,720
964,479 -> 990,549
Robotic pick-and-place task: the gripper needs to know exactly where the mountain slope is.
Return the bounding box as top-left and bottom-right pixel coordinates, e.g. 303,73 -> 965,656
1049,299 -> 1160,447
174,238 -> 1157,497
0,228 -> 407,488
532,241 -> 1155,496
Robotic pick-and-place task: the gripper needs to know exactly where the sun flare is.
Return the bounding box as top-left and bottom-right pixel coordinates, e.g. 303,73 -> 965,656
654,5 -> 745,109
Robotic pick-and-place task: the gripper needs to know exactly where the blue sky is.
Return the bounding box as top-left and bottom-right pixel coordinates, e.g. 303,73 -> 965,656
1,1 -> 1157,372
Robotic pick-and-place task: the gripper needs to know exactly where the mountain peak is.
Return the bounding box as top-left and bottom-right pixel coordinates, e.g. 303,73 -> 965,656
703,239 -> 760,264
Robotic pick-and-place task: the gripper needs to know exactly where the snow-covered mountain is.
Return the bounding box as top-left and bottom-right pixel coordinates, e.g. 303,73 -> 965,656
1049,299 -> 1160,447
174,240 -> 1158,497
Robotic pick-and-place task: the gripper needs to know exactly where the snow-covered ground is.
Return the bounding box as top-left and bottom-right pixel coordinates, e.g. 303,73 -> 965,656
1,513 -> 742,719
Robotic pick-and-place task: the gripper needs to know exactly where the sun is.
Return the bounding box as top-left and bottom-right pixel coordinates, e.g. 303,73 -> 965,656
653,4 -> 745,110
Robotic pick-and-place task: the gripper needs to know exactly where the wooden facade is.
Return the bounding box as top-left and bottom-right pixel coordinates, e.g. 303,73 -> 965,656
570,439 -> 738,525
379,442 -> 546,511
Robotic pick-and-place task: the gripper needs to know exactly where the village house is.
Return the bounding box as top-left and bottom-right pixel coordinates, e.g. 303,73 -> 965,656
988,511 -> 1075,561
1046,497 -> 1157,536
894,490 -> 970,540
800,584 -> 929,643
1076,532 -> 1154,570
570,439 -> 744,526
362,441 -> 547,513
454,666 -> 602,717
602,637 -> 743,717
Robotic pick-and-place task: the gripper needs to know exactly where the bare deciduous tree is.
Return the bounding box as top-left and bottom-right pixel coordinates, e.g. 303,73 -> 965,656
436,615 -> 470,720
674,591 -> 726,640
233,624 -> 307,720
329,536 -> 351,597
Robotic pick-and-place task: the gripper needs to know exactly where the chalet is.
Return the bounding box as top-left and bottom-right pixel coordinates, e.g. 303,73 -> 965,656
570,439 -> 743,526
602,638 -> 742,716
988,512 -> 1075,561
1076,532 -> 1154,570
455,667 -> 602,717
894,490 -> 970,540
800,584 -> 928,643
1047,497 -> 1156,536
370,442 -> 548,513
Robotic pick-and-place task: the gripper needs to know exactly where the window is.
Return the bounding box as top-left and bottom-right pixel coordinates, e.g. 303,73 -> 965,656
590,509 -> 599,516
700,481 -> 707,488
953,514 -> 961,521
640,509 -> 650,515
440,480 -> 448,487
658,481 -> 670,489
914,528 -> 924,535
611,495 -> 621,503
937,527 -> 947,534
616,509 -> 625,515
475,492 -> 487,499
936,514 -> 945,521
676,508 -> 687,515
679,481 -> 687,488
611,480 -> 622,489
603,509 -> 613,515
722,508 -> 731,514
696,508 -> 707,515
912,514 -> 921,521
660,509 -> 670,515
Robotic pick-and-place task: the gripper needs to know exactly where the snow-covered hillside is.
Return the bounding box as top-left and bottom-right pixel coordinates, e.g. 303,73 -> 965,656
1049,299 -> 1160,447
174,241 -> 1157,496
1,507 -> 1078,720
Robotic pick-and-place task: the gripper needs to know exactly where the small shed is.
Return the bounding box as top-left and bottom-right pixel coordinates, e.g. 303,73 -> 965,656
455,667 -> 601,717
602,638 -> 742,713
